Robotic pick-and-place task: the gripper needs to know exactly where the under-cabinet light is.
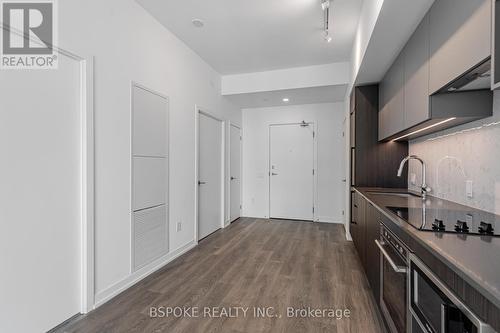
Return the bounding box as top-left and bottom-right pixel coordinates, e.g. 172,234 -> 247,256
391,118 -> 456,141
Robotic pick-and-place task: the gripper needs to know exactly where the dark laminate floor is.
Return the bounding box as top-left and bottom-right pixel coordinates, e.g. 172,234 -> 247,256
56,218 -> 386,333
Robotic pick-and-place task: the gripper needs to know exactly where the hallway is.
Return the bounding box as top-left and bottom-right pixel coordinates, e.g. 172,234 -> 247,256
57,219 -> 385,333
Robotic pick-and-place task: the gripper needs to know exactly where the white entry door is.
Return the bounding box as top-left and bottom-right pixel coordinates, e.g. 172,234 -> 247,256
229,124 -> 241,222
269,124 -> 314,221
0,55 -> 82,331
198,112 -> 223,239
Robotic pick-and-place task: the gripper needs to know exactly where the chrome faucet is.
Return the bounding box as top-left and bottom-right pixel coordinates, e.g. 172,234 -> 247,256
397,155 -> 431,199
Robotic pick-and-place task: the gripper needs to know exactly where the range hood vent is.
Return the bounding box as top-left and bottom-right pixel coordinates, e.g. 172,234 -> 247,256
438,58 -> 491,93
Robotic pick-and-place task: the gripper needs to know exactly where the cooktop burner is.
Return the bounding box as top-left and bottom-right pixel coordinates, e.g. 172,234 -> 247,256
386,206 -> 500,237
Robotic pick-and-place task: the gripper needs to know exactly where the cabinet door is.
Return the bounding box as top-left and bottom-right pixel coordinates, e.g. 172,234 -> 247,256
365,203 -> 381,302
429,0 -> 491,94
352,193 -> 366,268
404,13 -> 430,128
350,191 -> 358,240
379,54 -> 405,140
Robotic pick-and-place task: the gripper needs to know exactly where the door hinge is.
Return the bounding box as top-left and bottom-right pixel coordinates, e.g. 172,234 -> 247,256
313,207 -> 315,213
313,131 -> 315,138
240,204 -> 242,209
312,169 -> 315,175
240,136 -> 242,141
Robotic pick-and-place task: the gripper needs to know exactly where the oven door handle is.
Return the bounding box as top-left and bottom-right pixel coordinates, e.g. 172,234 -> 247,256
375,239 -> 407,274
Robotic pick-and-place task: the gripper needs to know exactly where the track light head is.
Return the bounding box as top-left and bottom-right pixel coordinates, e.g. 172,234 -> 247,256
324,32 -> 332,43
321,0 -> 330,11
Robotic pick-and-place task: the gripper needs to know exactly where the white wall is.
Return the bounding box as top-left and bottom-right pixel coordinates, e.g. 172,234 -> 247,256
242,103 -> 345,223
56,0 -> 240,305
409,92 -> 500,215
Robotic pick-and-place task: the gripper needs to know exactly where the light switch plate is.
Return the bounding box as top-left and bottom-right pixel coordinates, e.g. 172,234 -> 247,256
466,180 -> 473,198
177,222 -> 182,232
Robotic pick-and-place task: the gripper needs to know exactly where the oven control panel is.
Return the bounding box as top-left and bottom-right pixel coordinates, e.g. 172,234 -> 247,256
381,224 -> 408,259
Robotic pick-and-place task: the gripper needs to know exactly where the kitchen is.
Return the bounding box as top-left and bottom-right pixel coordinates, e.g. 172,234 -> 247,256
350,0 -> 500,332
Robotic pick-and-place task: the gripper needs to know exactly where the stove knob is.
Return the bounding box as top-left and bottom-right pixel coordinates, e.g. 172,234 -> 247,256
432,219 -> 446,231
455,220 -> 469,233
478,222 -> 494,235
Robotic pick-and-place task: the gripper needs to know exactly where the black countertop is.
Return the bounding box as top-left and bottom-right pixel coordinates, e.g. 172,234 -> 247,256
354,187 -> 500,309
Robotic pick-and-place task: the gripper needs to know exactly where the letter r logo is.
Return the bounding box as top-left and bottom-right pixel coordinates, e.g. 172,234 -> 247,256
2,2 -> 54,55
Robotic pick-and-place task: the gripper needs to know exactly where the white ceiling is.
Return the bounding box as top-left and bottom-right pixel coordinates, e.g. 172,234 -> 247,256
136,0 -> 364,74
225,85 -> 347,109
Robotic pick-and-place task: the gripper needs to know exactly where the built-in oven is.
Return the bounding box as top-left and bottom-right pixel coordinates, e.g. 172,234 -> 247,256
409,254 -> 495,333
376,223 -> 410,333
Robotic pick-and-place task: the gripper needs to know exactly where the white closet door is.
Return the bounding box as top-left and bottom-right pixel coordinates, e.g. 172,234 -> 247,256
269,124 -> 314,221
230,125 -> 241,222
131,84 -> 168,270
0,53 -> 81,332
198,113 -> 223,239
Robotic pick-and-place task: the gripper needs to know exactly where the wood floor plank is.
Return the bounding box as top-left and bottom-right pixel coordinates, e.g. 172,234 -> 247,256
57,218 -> 386,333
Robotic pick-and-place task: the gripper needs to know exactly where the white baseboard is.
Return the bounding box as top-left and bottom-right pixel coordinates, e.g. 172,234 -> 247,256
316,216 -> 343,224
94,240 -> 197,309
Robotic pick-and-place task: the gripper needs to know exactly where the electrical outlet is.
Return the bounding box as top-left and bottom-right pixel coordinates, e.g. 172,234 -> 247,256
177,222 -> 182,232
466,180 -> 473,198
410,173 -> 417,186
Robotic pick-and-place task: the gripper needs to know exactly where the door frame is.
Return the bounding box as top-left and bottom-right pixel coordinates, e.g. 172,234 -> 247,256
268,122 -> 318,222
3,25 -> 96,313
194,106 -> 226,243
228,122 -> 242,223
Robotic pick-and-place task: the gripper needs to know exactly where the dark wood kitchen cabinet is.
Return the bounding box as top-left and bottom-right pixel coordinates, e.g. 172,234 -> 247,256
351,191 -> 366,268
350,85 -> 408,188
365,202 -> 381,302
351,192 -> 381,303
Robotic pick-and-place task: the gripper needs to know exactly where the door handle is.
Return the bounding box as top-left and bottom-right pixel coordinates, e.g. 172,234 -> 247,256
198,181 -> 207,185
271,173 -> 278,176
231,177 -> 238,180
375,239 -> 407,273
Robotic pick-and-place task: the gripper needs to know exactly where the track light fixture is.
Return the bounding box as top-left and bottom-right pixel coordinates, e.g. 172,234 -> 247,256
322,0 -> 332,43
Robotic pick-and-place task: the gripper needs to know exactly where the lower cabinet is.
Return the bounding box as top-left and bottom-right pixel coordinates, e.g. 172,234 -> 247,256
365,202 -> 381,302
351,191 -> 381,303
351,192 -> 366,267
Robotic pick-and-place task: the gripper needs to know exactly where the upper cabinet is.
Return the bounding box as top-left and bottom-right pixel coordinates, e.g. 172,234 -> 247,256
429,0 -> 491,94
403,13 -> 430,128
378,0 -> 493,141
379,53 -> 405,140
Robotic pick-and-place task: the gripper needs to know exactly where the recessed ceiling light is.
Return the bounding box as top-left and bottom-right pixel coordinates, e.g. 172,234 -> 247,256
283,98 -> 290,102
192,19 -> 204,28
